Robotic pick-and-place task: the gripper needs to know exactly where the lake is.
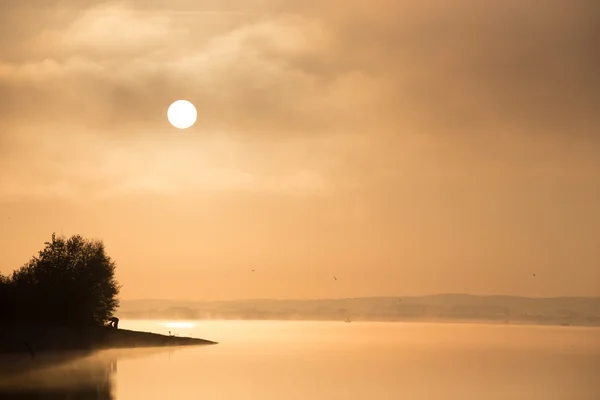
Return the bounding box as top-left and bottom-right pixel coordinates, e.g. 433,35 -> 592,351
2,320 -> 599,399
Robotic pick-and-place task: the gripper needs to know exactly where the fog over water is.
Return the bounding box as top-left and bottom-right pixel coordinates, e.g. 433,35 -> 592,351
2,320 -> 599,399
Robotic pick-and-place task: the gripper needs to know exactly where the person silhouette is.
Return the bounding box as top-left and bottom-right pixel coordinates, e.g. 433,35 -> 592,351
108,317 -> 119,329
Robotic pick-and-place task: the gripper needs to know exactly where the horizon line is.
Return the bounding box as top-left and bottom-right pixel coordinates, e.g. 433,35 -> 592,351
121,293 -> 600,303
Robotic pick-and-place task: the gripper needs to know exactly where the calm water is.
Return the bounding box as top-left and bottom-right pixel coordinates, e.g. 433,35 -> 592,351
2,320 -> 600,399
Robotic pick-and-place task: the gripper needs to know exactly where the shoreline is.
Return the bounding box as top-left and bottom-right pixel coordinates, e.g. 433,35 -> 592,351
0,324 -> 217,356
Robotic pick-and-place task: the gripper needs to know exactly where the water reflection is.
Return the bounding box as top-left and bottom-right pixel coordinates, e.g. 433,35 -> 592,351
0,350 -> 119,399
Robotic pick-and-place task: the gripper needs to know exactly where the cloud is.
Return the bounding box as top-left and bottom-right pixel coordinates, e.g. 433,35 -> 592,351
1,0 -> 598,137
0,6 -> 380,135
0,128 -> 336,202
0,0 -> 598,202
60,2 -> 178,55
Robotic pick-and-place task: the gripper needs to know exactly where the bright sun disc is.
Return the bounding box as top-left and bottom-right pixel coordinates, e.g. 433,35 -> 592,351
167,100 -> 197,129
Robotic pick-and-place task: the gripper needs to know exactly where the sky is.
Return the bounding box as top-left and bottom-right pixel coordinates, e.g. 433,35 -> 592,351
1,0 -> 599,300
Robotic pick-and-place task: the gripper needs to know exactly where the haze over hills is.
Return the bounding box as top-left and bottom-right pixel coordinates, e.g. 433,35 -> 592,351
119,294 -> 600,327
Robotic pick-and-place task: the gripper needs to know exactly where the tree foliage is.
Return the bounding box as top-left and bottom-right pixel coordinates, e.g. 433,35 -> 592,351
0,233 -> 121,326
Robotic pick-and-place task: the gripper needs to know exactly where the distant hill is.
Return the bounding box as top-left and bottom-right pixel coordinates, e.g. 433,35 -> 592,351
118,295 -> 600,327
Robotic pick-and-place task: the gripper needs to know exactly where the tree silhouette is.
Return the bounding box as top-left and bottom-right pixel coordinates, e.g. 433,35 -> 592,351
0,233 -> 121,327
0,273 -> 9,320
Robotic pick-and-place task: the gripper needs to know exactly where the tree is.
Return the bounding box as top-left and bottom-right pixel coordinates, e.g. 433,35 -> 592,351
0,273 -> 9,319
1,233 -> 121,327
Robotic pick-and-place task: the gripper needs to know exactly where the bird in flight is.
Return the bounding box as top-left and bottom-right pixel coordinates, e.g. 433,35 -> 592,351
334,276 -> 338,281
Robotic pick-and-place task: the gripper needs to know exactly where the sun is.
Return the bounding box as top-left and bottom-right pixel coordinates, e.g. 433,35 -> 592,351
167,100 -> 197,129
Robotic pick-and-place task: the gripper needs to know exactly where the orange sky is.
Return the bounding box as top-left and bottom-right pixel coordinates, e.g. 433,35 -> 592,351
1,0 -> 599,300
